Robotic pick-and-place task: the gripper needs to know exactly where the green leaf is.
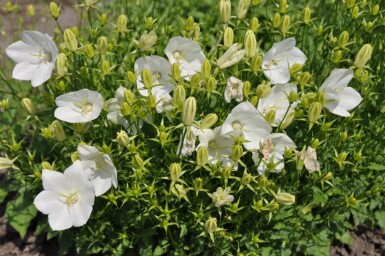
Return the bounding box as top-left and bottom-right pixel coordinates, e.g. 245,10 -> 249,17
375,211 -> 385,229
336,231 -> 353,245
5,188 -> 37,238
367,164 -> 385,171
0,182 -> 8,204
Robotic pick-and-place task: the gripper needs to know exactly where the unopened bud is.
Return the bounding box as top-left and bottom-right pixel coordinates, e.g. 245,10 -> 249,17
102,60 -> 110,75
171,63 -> 181,80
205,217 -> 217,233
273,13 -> 281,28
183,97 -> 197,126
281,15 -> 291,35
121,102 -> 131,116
280,110 -> 295,129
354,44 -> 372,68
206,76 -> 217,93
145,17 -> 154,28
231,144 -> 243,161
97,36 -> 108,55
250,17 -> 259,32
290,63 -> 303,74
299,72 -> 311,87
52,120 -> 65,142
49,2 -> 60,19
264,109 -> 276,124
141,68 -> 153,89
279,0 -> 288,13
132,154 -> 144,169
223,27 -> 234,48
190,73 -> 201,89
346,0 -> 356,9
352,6 -> 360,19
244,30 -> 257,57
219,0 -> 231,23
217,43 -> 246,69
332,50 -> 343,63
197,146 -> 209,166
116,130 -> 130,146
201,113 -> 218,129
173,85 -> 186,110
0,157 -> 14,170
256,81 -> 271,98
117,15 -> 128,34
241,172 -> 253,185
243,81 -> 251,98
338,31 -> 349,48
21,98 -> 36,116
372,4 -> 380,15
275,192 -> 295,205
251,55 -> 262,72
194,177 -> 203,194
41,161 -> 53,170
138,30 -> 157,51
308,102 -> 322,124
63,29 -> 78,51
148,95 -> 156,109
56,53 -> 68,77
127,71 -> 136,83
311,139 -> 320,148
201,60 -> 211,79
185,16 -> 195,31
336,152 -> 348,164
170,163 -> 182,181
340,130 -> 348,141
237,0 -> 251,20
303,7 -> 311,25
99,13 -> 107,26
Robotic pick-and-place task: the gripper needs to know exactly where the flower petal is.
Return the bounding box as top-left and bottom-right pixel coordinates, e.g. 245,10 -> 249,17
5,41 -> 40,64
12,62 -> 39,81
34,191 -> 63,215
31,62 -> 54,87
48,207 -> 73,231
337,87 -> 362,112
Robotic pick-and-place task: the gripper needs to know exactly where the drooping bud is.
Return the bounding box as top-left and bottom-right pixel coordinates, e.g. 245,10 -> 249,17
354,44 -> 372,68
49,2 -> 60,19
97,36 -> 109,55
219,0 -> 231,23
52,120 -> 65,142
117,14 -> 128,34
237,0 -> 251,20
116,130 -> 130,146
244,30 -> 257,57
223,27 -> 234,48
197,146 -> 209,166
275,192 -> 295,205
63,29 -> 78,51
170,163 -> 182,181
182,97 -> 197,126
201,113 -> 218,129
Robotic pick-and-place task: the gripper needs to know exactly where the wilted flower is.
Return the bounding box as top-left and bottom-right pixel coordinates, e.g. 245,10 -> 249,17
298,146 -> 320,173
54,89 -> 103,123
106,86 -> 129,128
217,43 -> 246,69
320,69 -> 362,117
224,76 -> 244,103
33,162 -> 95,231
5,30 -> 59,87
155,93 -> 174,113
257,83 -> 297,126
262,37 -> 307,84
178,127 -> 198,157
134,56 -> 174,97
165,36 -> 206,80
77,144 -> 118,196
211,187 -> 234,207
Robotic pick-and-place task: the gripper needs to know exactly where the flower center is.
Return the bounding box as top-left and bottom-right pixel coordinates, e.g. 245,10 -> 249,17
173,51 -> 182,60
152,72 -> 161,84
208,140 -> 217,151
82,103 -> 93,114
59,191 -> 79,209
265,58 -> 278,69
38,49 -> 52,63
232,121 -> 243,130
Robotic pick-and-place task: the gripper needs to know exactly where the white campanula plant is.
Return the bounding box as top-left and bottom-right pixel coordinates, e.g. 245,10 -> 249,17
1,0 -> 384,255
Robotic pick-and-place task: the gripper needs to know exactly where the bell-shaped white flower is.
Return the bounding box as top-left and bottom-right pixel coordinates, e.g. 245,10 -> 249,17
5,30 -> 59,87
165,36 -> 206,80
54,89 -> 103,123
134,56 -> 174,97
252,133 -> 296,175
257,83 -> 297,126
217,43 -> 246,69
155,93 -> 174,113
77,144 -> 118,196
262,37 -> 307,84
221,101 -> 271,150
106,86 -> 129,128
320,69 -> 362,117
224,76 -> 244,103
33,161 -> 95,231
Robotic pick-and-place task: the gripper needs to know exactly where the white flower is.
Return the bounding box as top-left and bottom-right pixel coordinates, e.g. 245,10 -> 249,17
165,36 -> 206,80
33,161 -> 95,231
197,127 -> 234,164
178,127 -> 198,157
217,43 -> 246,69
211,187 -> 234,207
54,89 -> 103,123
298,146 -> 320,173
134,56 -> 174,97
106,86 -> 129,128
155,93 -> 174,113
224,76 -> 244,103
221,101 -> 271,150
77,144 -> 118,196
262,37 -> 307,84
252,133 -> 296,175
320,69 -> 362,117
257,83 -> 297,126
5,30 -> 59,87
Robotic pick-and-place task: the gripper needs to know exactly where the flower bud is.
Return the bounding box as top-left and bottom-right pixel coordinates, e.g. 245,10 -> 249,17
21,98 -> 36,116
354,150 -> 363,161
243,81 -> 251,98
219,0 -> 231,23
281,15 -> 291,35
117,14 -> 128,34
102,60 -> 110,75
264,109 -> 276,124
197,146 -> 209,166
275,192 -> 295,205
320,172 -> 333,184
280,110 -> 295,129
317,25 -> 324,36
132,154 -> 144,169
52,120 -> 65,142
173,85 -> 186,110
244,30 -> 257,57
351,6 -> 360,19
49,2 -> 60,19
338,31 -> 349,48
41,126 -> 54,139
183,97 -> 197,126
97,36 -> 108,55
217,43 -> 246,69
141,68 -> 153,89
1,99 -> 9,110
116,130 -> 130,146
332,50 -> 343,63
223,27 -> 234,48
308,102 -> 322,124
56,53 -> 68,77
360,0 -> 367,8
190,74 -> 201,89
185,16 -> 195,31
145,17 -> 154,28
241,172 -> 253,185
171,63 -> 181,81
72,123 -> 90,133
279,0 -> 288,13
303,7 -> 311,25
127,71 -> 136,83
340,130 -> 348,141
249,17 -> 259,32
0,157 -> 14,170
251,55 -> 262,72
205,217 -> 217,233
256,81 -> 271,98
201,113 -> 218,129
41,161 -> 53,170
231,144 -> 243,161
222,166 -> 232,179
170,163 -> 182,181
206,76 -> 217,93
201,59 -> 211,80
27,4 -> 35,17
354,44 -> 372,68
273,13 -> 281,28
289,63 -> 303,74
346,193 -> 357,207
237,0 -> 251,20
63,29 -> 78,52
336,152 -> 348,165
148,95 -> 156,109
372,4 -> 379,15
299,72 -> 311,87
346,0 -> 356,9
99,13 -> 107,26
194,177 -> 203,195
121,102 -> 131,116
139,30 -> 157,51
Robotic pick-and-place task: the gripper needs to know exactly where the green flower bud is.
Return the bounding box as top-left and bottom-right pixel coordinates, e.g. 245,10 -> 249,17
148,95 -> 156,109
332,50 -> 343,63
56,53 -> 68,77
279,0 -> 288,13
340,130 -> 348,141
201,113 -> 218,129
244,30 -> 257,57
256,81 -> 271,98
264,109 -> 276,124
346,0 -> 356,9
289,63 -> 303,74
223,27 -> 234,48
243,81 -> 251,98
252,0 -> 261,5
63,29 -> 78,51
250,17 -> 259,32
206,76 -> 217,93
171,63 -> 181,81
241,171 -> 253,185
190,73 -> 201,89
275,192 -> 295,205
183,97 -> 197,126
281,15 -> 291,35
193,177 -> 203,195
132,154 -> 144,169
49,2 -> 60,19
41,126 -> 54,139
139,30 -> 157,51
121,102 -> 131,116
354,44 -> 372,68
251,55 -> 262,72
145,17 -> 154,28
219,0 -> 231,23
311,139 -> 320,149
308,102 -> 322,124
299,72 -> 311,87
317,25 -> 324,36
273,13 -> 281,28
338,31 -> 349,48
336,152 -> 348,164
52,120 -> 65,142
1,99 -> 9,110
173,85 -> 186,110
117,14 -> 128,34
127,71 -> 136,83
253,199 -> 263,212
360,0 -> 367,8
353,150 -> 363,161
280,110 -> 295,129
141,68 -> 153,89
73,123 -> 90,133
346,193 -> 357,207
99,13 -> 108,26
41,161 -> 53,170
102,60 -> 110,75
351,6 -> 360,19
185,16 -> 195,31
201,60 -> 211,80
27,4 -> 35,17
205,217 -> 217,233
116,130 -> 130,146
21,98 -> 36,116
97,36 -> 108,55
268,201 -> 279,211
237,0 -> 251,20
83,43 -> 94,58
231,144 -> 243,161
222,166 -> 232,179
197,146 -> 209,166
303,7 -> 311,25
123,90 -> 134,105
320,171 -> 333,184
170,163 -> 182,181
372,4 -> 380,15
355,68 -> 370,84
0,156 -> 14,170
